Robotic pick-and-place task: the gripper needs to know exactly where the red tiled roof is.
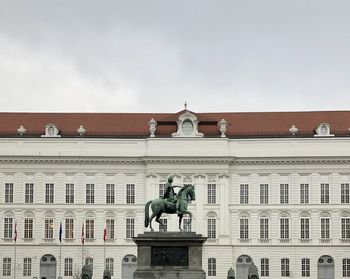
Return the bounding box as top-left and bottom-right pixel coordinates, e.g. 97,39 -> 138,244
0,110 -> 350,138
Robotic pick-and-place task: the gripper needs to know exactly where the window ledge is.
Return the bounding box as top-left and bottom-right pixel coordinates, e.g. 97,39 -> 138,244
279,239 -> 291,243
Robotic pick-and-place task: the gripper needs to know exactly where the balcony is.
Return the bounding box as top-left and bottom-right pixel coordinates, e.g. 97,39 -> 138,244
279,239 -> 291,244
258,239 -> 271,244
299,238 -> 312,244
319,239 -> 332,244
238,239 -> 250,244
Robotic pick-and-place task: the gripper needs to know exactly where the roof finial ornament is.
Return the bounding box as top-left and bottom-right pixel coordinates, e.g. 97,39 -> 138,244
184,101 -> 187,110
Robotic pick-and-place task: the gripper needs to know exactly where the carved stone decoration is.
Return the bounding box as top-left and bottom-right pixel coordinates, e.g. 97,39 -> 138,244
148,118 -> 157,137
218,119 -> 228,137
172,111 -> 204,137
289,124 -> 298,136
17,125 -> 27,136
314,123 -> 334,137
77,125 -> 86,136
41,123 -> 61,138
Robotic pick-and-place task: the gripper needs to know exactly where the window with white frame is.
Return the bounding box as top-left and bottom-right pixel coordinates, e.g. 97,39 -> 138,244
321,217 -> 330,239
159,183 -> 165,198
23,257 -> 32,276
208,258 -> 216,276
207,218 -> 216,239
341,217 -> 350,239
342,183 -> 350,204
45,183 -> 54,204
208,184 -> 216,204
159,218 -> 167,232
280,184 -> 289,204
3,258 -> 11,276
44,219 -> 54,239
300,183 -> 309,204
106,184 -> 115,204
240,184 -> 249,204
301,217 -> 310,239
24,218 -> 33,239
86,184 -> 95,204
5,183 -> 13,203
301,258 -> 310,277
65,218 -> 74,239
85,219 -> 94,239
106,258 -> 114,276
261,258 -> 269,277
25,183 -> 34,203
126,184 -> 135,204
240,218 -> 249,239
343,258 -> 350,277
106,219 -> 115,239
183,218 -> 192,232
64,258 -> 73,276
280,218 -> 289,239
281,258 -> 290,277
126,218 -> 135,239
321,183 -> 329,204
260,218 -> 269,239
65,184 -> 74,204
3,217 -> 13,239
260,184 -> 268,204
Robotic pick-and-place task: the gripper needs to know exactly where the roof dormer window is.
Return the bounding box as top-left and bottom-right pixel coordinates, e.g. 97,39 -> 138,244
41,123 -> 61,138
172,111 -> 204,137
182,119 -> 194,136
314,123 -> 334,137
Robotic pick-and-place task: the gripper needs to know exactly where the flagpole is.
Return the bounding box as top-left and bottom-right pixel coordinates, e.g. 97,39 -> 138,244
81,222 -> 84,268
14,221 -> 17,279
103,223 -> 106,269
59,221 -> 62,279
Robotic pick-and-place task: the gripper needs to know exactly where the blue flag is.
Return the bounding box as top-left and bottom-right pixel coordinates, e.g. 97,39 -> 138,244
59,222 -> 62,242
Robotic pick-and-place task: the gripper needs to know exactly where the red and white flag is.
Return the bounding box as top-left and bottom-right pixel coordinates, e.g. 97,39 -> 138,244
81,222 -> 85,245
103,224 -> 107,242
13,222 -> 17,242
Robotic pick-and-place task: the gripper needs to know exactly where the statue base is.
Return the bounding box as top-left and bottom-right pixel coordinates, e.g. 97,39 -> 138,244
133,232 -> 207,279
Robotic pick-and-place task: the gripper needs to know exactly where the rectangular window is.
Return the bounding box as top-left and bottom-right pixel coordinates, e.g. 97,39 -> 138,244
159,183 -> 165,198
85,219 -> 94,239
25,183 -> 34,203
260,184 -> 268,204
208,184 -> 216,204
321,218 -> 330,239
207,218 -> 216,239
65,183 -> 74,204
86,184 -> 95,204
301,218 -> 310,239
281,258 -> 290,277
23,257 -> 32,276
126,218 -> 135,239
300,183 -> 309,204
65,218 -> 74,239
342,183 -> 350,204
106,219 -> 115,239
343,258 -> 350,277
5,183 -> 13,203
159,218 -> 167,232
45,219 -> 54,239
302,258 -> 310,277
126,184 -> 135,204
240,218 -> 249,239
240,184 -> 249,204
45,183 -> 54,204
280,184 -> 289,204
280,218 -> 289,239
260,218 -> 269,239
342,218 -> 350,239
261,258 -> 269,277
3,258 -> 11,276
106,184 -> 115,204
183,218 -> 192,232
24,218 -> 33,239
64,258 -> 73,276
106,258 -> 114,276
208,258 -> 216,276
4,218 -> 13,239
321,183 -> 330,204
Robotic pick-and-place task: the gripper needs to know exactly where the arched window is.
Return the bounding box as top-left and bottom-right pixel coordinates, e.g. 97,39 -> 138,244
280,212 -> 290,240
320,212 -> 331,240
208,258 -> 216,276
300,212 -> 310,239
259,213 -> 270,240
239,213 -> 249,240
341,212 -> 350,240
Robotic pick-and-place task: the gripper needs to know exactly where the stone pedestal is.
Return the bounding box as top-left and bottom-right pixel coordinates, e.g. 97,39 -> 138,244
133,232 -> 207,279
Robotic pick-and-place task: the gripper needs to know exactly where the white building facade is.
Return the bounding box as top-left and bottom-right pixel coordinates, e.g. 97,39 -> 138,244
1,110 -> 350,279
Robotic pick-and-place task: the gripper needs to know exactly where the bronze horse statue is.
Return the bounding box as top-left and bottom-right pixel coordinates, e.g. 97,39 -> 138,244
144,184 -> 195,231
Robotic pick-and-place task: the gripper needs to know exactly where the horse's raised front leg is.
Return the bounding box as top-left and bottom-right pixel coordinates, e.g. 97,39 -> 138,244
178,214 -> 184,232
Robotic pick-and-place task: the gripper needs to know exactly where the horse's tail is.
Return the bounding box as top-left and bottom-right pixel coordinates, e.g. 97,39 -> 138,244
144,200 -> 152,228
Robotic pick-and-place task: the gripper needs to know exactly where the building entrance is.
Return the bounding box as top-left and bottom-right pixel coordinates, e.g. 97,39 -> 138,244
318,255 -> 334,279
122,254 -> 137,279
236,255 -> 253,279
40,254 -> 57,279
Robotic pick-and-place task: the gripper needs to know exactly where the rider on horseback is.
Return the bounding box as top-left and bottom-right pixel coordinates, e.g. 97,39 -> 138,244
163,176 -> 182,214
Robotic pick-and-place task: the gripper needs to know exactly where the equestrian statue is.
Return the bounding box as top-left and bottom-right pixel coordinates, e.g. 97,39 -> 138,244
145,176 -> 195,231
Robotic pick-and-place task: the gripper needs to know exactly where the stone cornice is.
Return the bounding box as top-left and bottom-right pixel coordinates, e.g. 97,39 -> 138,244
232,157 -> 350,165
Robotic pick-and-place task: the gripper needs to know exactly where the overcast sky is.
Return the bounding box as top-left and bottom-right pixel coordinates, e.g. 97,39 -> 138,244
0,1 -> 349,113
